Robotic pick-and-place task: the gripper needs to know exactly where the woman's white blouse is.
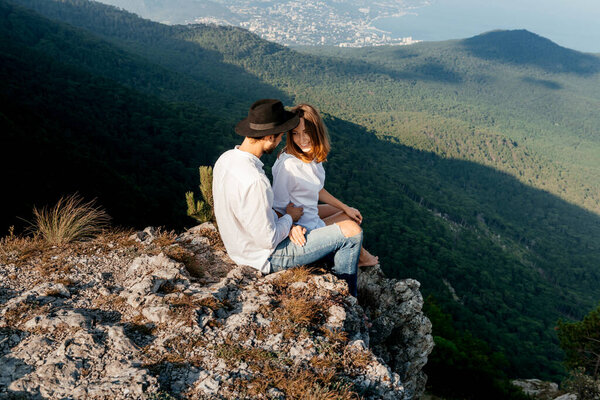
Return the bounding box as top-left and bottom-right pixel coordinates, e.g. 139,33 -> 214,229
272,152 -> 326,231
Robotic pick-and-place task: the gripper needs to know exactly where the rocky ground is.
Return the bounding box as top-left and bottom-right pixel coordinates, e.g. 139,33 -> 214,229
0,223 -> 434,399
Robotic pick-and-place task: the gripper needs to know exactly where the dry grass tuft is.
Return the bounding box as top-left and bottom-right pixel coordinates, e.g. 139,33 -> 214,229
279,296 -> 323,327
193,226 -> 225,251
246,363 -> 359,400
216,341 -> 277,368
310,351 -> 341,372
343,348 -> 373,370
272,266 -> 317,290
96,228 -> 138,249
0,233 -> 49,266
30,194 -> 110,246
322,327 -> 349,344
215,332 -> 360,400
151,229 -> 178,248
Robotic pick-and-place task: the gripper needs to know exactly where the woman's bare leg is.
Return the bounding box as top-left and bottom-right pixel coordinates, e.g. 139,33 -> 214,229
318,204 -> 343,220
319,205 -> 379,267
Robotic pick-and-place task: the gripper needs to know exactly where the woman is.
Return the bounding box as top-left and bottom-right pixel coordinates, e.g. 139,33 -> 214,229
272,104 -> 378,267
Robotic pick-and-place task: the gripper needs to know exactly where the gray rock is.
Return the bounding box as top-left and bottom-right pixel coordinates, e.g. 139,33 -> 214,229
554,394 -> 577,400
198,376 -> 220,395
1,227 -> 433,400
358,265 -> 434,399
511,378 -> 565,400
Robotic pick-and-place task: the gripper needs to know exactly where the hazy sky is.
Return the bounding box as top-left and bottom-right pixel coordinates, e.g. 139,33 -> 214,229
375,0 -> 600,53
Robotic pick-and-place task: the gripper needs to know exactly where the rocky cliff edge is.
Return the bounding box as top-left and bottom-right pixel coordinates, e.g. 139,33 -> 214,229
0,223 -> 433,399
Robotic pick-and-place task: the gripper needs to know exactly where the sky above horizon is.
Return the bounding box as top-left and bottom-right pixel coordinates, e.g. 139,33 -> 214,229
375,0 -> 600,53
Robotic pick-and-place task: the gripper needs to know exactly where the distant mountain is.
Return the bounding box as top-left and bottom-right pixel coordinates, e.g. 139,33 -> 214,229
462,29 -> 600,74
4,1 -> 600,398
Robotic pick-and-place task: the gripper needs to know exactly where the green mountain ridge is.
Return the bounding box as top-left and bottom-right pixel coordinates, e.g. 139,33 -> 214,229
462,29 -> 600,74
3,0 -> 600,397
297,33 -> 600,187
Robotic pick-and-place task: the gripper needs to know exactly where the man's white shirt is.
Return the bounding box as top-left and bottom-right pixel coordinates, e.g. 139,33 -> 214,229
213,147 -> 293,273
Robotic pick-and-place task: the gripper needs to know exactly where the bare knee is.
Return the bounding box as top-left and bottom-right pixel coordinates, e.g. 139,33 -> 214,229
336,220 -> 362,238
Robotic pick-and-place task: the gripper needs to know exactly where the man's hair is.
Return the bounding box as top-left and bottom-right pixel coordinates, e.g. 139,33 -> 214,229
284,104 -> 330,163
247,132 -> 284,144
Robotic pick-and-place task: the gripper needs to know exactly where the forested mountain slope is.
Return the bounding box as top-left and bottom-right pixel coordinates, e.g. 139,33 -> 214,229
299,31 -> 600,213
3,0 -> 600,396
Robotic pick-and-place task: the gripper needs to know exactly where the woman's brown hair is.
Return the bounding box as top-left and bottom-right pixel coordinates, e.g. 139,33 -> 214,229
284,104 -> 330,163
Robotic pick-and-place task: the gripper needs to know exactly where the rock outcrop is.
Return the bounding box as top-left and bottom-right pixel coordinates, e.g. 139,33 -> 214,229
0,224 -> 433,399
511,379 -> 577,400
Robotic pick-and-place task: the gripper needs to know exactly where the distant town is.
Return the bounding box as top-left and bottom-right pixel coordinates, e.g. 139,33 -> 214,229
194,0 -> 424,47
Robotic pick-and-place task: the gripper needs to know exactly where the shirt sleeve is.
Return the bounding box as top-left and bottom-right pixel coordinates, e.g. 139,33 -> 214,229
317,162 -> 326,190
239,179 -> 292,249
272,159 -> 292,214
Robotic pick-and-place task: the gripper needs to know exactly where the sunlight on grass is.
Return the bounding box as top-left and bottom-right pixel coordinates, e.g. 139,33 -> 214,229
31,194 -> 110,245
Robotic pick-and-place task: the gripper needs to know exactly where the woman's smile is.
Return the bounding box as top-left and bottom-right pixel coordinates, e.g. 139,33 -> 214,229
292,118 -> 312,152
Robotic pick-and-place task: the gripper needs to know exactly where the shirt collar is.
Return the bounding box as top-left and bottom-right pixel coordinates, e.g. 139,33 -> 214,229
234,145 -> 264,168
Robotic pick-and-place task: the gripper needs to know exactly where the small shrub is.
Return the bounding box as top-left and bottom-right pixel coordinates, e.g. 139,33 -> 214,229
563,367 -> 600,400
186,165 -> 214,224
31,194 -> 110,245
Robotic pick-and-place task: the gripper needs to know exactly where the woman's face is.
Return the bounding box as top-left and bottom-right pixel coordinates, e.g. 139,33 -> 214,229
291,118 -> 312,153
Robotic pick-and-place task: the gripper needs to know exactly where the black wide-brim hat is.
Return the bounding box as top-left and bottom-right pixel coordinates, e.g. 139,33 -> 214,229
235,99 -> 300,137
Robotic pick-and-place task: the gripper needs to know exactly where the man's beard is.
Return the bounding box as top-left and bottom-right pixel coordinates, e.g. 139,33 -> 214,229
264,144 -> 278,154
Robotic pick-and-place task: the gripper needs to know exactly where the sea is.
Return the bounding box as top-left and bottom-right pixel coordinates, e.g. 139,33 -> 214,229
372,0 -> 600,53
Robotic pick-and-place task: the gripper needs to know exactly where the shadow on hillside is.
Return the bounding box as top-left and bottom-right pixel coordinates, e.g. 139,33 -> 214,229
461,30 -> 600,75
324,114 -> 600,313
1,0 -> 294,233
317,51 -> 465,84
522,77 -> 562,90
323,115 -> 600,377
336,113 -> 600,271
10,0 -> 292,109
290,41 -> 464,84
407,61 -> 463,83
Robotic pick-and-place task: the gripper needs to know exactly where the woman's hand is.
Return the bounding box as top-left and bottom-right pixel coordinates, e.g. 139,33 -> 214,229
343,206 -> 363,224
289,224 -> 307,246
286,202 -> 303,222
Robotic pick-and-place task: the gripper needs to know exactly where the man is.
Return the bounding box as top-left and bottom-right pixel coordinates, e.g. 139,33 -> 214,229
213,99 -> 363,296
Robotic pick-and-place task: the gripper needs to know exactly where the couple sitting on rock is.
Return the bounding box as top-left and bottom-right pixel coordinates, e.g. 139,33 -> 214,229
213,99 -> 378,296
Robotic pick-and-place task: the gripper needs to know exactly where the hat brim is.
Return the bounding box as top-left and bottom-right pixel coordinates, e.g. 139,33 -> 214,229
235,112 -> 300,138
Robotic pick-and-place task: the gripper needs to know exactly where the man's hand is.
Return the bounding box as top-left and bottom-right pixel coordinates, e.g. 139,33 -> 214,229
286,202 -> 303,222
289,224 -> 307,246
